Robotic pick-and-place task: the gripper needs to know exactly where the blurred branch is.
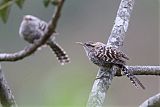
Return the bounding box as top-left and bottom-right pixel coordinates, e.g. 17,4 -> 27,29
87,0 -> 135,107
116,66 -> 160,76
139,93 -> 160,107
0,0 -> 65,107
0,0 -> 65,62
0,64 -> 17,107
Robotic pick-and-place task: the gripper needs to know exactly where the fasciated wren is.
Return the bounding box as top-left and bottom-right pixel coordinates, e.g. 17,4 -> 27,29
77,41 -> 145,90
19,15 -> 70,65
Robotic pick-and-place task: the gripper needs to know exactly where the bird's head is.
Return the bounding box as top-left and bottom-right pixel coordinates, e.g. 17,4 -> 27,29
19,15 -> 40,39
76,41 -> 104,54
20,15 -> 40,33
23,15 -> 39,22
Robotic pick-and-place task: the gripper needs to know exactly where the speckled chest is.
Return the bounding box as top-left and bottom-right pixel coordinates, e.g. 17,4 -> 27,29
88,46 -> 126,67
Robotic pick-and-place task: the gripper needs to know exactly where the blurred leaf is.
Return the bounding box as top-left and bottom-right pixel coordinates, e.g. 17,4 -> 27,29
0,6 -> 10,23
0,0 -> 12,23
0,0 -> 13,10
43,0 -> 50,7
15,0 -> 25,8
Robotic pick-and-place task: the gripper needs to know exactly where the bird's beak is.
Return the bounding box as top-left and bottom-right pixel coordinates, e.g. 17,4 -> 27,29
76,42 -> 84,46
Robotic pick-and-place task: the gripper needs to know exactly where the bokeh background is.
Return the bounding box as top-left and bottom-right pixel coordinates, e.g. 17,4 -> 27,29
0,0 -> 159,107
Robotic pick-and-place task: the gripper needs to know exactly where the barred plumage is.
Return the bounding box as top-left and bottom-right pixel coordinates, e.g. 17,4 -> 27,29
77,41 -> 145,89
47,40 -> 70,65
19,15 -> 70,65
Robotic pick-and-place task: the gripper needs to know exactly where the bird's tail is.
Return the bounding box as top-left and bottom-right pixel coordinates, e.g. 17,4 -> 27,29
120,65 -> 145,90
47,40 -> 70,65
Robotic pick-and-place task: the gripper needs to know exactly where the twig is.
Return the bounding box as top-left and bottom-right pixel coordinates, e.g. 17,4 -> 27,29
0,0 -> 65,62
0,64 -> 17,107
139,93 -> 160,107
87,0 -> 135,107
116,66 -> 160,76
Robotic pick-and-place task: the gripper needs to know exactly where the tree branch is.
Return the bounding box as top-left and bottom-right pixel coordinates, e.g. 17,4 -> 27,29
116,66 -> 160,76
106,0 -> 134,48
139,93 -> 160,107
0,0 -> 65,62
86,66 -> 116,107
0,64 -> 17,107
87,0 -> 135,107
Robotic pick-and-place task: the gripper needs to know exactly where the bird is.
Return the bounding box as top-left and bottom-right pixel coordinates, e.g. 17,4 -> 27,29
19,15 -> 70,65
76,41 -> 145,90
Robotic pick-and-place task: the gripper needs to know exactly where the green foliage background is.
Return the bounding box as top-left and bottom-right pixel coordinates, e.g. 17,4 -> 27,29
0,0 -> 159,107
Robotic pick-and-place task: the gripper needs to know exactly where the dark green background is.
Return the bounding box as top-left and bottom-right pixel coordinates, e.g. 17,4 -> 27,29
0,0 -> 159,107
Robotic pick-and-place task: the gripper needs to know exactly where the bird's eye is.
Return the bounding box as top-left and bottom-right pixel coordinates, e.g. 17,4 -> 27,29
28,17 -> 32,20
24,16 -> 33,21
85,43 -> 95,47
